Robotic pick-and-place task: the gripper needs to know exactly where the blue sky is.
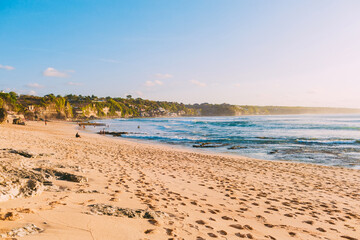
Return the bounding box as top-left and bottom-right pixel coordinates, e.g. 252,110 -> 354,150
1,0 -> 360,107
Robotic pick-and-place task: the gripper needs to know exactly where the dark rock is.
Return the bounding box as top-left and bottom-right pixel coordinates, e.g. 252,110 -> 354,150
19,179 -> 43,197
269,150 -> 279,154
12,118 -> 25,125
0,224 -> 43,238
8,149 -> 34,158
98,131 -> 129,137
33,168 -> 87,183
88,203 -> 163,219
228,145 -> 247,150
193,142 -> 229,148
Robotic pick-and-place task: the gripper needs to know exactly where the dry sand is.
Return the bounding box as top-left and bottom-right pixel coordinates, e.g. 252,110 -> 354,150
0,121 -> 359,240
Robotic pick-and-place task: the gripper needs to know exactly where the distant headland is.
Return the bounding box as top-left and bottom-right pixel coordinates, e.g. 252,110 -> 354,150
1,91 -> 360,122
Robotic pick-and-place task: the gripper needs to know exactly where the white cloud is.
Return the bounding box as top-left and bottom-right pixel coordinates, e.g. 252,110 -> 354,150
67,81 -> 82,86
145,81 -> 155,87
26,83 -> 44,88
154,80 -> 163,85
0,64 -> 15,70
135,91 -> 143,96
234,83 -> 241,87
155,73 -> 173,79
190,80 -> 207,87
145,80 -> 163,87
43,67 -> 70,78
28,90 -> 37,96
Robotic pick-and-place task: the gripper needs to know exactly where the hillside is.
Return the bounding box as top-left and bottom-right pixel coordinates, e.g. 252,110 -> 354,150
189,103 -> 360,116
0,92 -> 195,121
1,92 -> 360,121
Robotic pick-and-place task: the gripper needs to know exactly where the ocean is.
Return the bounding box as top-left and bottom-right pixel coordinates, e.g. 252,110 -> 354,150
91,114 -> 360,169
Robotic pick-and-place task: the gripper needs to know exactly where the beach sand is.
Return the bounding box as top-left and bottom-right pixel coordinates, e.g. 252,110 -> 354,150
0,121 -> 359,240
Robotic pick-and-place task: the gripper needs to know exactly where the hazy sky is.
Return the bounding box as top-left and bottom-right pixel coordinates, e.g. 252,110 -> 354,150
1,0 -> 360,107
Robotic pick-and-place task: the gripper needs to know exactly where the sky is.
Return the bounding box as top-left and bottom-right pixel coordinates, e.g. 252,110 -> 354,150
1,0 -> 360,108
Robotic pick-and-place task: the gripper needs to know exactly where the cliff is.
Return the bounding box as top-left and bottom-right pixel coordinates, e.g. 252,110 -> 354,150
0,93 -> 194,121
188,103 -> 360,116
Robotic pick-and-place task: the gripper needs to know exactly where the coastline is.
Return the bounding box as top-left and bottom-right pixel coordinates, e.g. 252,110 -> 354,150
0,121 -> 359,239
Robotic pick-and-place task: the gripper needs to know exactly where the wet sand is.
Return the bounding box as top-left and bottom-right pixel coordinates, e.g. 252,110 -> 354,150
0,121 -> 359,240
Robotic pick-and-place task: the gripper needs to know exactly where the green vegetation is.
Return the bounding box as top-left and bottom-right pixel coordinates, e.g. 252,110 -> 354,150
1,92 -> 360,121
0,93 -> 196,120
71,96 -> 194,118
0,92 -> 22,112
0,108 -> 7,123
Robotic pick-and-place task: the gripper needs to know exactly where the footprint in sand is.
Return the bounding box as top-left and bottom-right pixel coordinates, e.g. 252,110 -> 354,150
144,229 -> 155,234
217,230 -> 227,235
195,220 -> 206,225
221,216 -> 233,220
148,219 -> 159,226
230,224 -> 243,230
207,232 -> 218,238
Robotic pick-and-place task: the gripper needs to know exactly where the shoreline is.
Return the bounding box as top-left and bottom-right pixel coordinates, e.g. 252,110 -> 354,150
84,125 -> 356,171
69,112 -> 360,125
0,121 -> 359,239
84,116 -> 360,170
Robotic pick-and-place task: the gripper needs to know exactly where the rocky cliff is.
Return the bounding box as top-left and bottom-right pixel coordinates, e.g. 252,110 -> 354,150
0,93 -> 194,121
1,92 -> 360,122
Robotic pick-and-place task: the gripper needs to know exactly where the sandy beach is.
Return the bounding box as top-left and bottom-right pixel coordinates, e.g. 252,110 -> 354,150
0,121 -> 359,240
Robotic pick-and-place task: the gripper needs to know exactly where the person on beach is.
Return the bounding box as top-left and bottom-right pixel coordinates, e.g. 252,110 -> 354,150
45,120 -> 47,126
76,132 -> 81,138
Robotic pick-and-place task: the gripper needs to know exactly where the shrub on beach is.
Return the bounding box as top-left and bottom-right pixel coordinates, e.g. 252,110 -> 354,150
0,108 -> 7,123
24,111 -> 35,120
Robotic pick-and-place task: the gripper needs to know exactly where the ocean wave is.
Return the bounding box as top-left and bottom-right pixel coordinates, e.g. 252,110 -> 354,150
296,139 -> 358,144
123,134 -> 206,142
92,115 -> 360,168
192,120 -> 254,127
